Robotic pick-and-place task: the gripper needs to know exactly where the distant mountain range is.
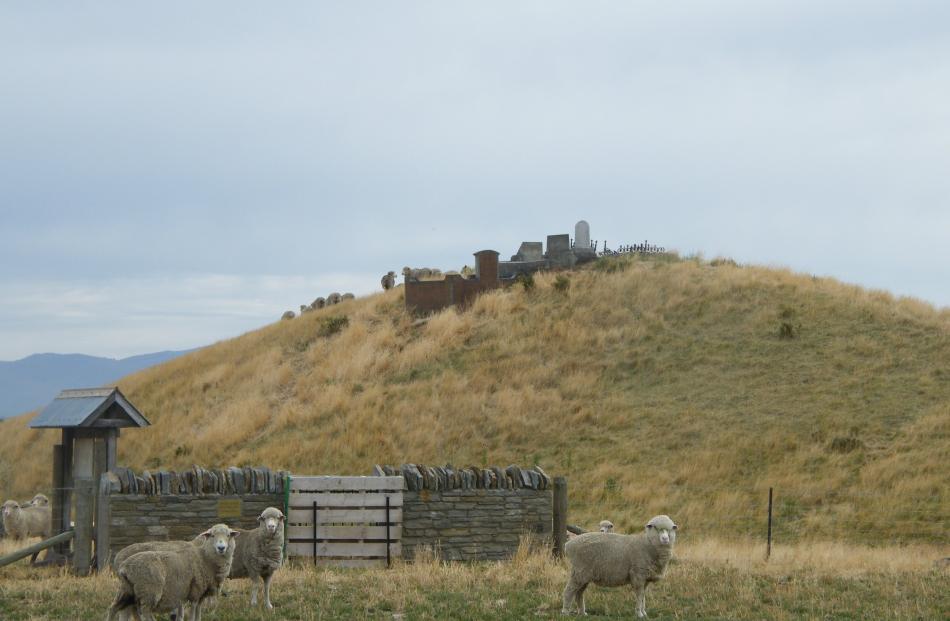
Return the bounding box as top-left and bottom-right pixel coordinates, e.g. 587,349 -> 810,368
0,350 -> 196,419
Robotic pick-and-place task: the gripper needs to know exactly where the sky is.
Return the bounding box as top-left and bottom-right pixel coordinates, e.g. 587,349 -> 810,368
1,2 -> 948,361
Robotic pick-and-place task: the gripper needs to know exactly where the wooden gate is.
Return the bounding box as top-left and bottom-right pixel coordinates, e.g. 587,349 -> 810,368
285,475 -> 403,567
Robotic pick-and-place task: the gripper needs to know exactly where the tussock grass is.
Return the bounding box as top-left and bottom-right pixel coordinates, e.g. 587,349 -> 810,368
1,255 -> 948,545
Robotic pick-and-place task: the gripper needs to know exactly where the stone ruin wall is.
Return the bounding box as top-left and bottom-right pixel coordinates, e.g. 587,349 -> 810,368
100,466 -> 286,561
375,464 -> 553,561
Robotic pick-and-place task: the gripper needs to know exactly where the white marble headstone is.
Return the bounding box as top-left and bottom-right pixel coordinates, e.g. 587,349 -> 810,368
575,220 -> 591,250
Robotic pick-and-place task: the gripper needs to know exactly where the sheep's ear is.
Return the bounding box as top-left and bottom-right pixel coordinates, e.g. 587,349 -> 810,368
646,523 -> 654,529
229,529 -> 240,538
257,512 -> 266,522
672,524 -> 678,530
200,528 -> 213,538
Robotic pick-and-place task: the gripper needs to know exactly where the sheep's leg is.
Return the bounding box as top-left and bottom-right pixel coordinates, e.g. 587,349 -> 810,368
576,583 -> 589,616
634,583 -> 646,618
135,603 -> 156,621
562,577 -> 587,615
561,579 -> 577,614
250,574 -> 261,606
191,600 -> 202,621
263,572 -> 275,609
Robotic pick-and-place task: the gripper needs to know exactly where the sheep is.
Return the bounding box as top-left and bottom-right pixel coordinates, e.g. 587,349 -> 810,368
599,520 -> 614,533
326,292 -> 342,305
561,514 -> 677,618
1,499 -> 51,540
280,310 -> 295,321
381,271 -> 396,290
111,536 -> 202,573
29,493 -> 49,507
311,297 -> 326,310
341,292 -> 355,301
228,507 -> 285,609
402,267 -> 443,282
112,536 -> 207,621
107,523 -> 238,621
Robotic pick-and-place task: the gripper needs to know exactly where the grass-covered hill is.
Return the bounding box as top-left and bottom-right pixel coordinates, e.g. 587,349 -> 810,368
1,254 -> 947,544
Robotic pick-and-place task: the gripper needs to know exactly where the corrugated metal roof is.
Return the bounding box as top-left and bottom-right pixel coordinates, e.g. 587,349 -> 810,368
30,387 -> 149,429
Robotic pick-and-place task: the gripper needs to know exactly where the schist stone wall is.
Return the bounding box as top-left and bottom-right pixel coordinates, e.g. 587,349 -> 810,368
375,464 -> 553,561
98,466 -> 286,562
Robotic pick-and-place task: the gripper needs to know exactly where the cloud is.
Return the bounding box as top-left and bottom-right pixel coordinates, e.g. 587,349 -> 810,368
0,273 -> 376,360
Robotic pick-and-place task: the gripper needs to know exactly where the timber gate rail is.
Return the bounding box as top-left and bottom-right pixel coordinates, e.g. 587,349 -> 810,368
284,475 -> 403,567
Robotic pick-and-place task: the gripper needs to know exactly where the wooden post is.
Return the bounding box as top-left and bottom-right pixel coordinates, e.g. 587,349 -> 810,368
553,476 -> 568,558
51,444 -> 67,555
61,428 -> 74,549
73,478 -> 95,575
766,487 -> 773,561
105,428 -> 118,473
95,473 -> 111,573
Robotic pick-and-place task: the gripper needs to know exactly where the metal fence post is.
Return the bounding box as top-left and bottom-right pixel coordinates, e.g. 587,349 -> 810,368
766,487 -> 773,561
553,477 -> 568,558
386,495 -> 391,568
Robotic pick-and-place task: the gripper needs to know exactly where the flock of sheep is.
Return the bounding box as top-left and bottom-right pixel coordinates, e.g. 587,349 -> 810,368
281,292 -> 355,321
107,506 -> 286,620
280,263 -> 476,319
2,493 -> 52,542
3,491 -> 676,618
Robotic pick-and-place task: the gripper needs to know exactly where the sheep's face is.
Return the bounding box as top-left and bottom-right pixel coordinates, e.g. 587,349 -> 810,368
31,494 -> 49,507
202,524 -> 239,556
645,515 -> 677,545
259,508 -> 285,535
599,520 -> 614,533
2,500 -> 19,517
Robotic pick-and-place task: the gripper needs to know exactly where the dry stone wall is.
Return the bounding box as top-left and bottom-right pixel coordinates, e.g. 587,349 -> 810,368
100,466 -> 287,562
375,464 -> 553,561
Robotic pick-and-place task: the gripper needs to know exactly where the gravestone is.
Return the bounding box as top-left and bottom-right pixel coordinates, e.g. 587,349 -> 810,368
545,234 -> 576,268
574,220 -> 591,249
512,241 -> 543,262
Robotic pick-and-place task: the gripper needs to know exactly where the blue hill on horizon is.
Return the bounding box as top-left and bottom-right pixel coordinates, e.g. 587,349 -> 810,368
0,350 -> 197,419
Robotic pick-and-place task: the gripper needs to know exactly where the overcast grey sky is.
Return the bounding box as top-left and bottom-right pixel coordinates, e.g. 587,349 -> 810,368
2,2 -> 948,360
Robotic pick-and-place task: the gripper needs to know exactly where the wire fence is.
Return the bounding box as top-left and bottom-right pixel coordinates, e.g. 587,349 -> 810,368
565,486 -> 947,545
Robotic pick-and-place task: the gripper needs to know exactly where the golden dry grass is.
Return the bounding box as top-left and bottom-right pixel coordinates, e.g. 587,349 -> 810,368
1,254 -> 948,544
1,538 -> 948,620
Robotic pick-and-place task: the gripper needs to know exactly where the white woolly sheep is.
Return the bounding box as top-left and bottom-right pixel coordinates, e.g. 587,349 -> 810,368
112,536 -> 207,621
341,292 -> 355,301
29,493 -> 49,507
107,523 -> 238,621
326,292 -> 342,305
228,507 -> 285,609
599,520 -> 614,533
562,514 -> 677,618
2,499 -> 51,540
381,271 -> 396,290
280,310 -> 295,321
311,297 -> 326,310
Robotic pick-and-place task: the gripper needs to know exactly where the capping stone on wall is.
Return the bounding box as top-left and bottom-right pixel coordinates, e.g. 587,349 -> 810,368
103,465 -> 288,496
373,463 -> 551,492
374,464 -> 553,561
